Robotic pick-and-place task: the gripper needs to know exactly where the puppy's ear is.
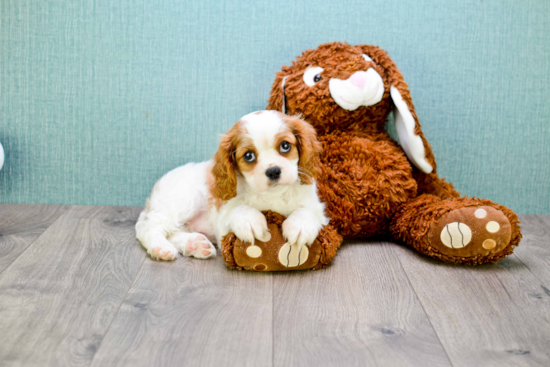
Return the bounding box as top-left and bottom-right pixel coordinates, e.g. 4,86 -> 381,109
210,126 -> 239,201
357,45 -> 436,174
284,115 -> 323,185
267,66 -> 293,114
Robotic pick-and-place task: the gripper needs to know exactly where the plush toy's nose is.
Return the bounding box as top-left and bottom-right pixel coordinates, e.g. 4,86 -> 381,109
349,71 -> 368,89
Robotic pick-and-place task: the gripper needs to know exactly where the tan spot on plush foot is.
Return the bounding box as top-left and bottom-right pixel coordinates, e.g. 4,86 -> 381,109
475,208 -> 487,218
483,239 -> 497,249
254,264 -> 267,271
440,222 -> 472,248
486,221 -> 500,233
246,245 -> 262,258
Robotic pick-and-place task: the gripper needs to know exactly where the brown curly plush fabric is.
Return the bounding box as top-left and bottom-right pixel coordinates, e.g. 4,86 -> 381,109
221,211 -> 342,271
266,42 -> 521,264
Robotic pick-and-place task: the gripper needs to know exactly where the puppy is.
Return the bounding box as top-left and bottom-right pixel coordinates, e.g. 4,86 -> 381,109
135,110 -> 328,261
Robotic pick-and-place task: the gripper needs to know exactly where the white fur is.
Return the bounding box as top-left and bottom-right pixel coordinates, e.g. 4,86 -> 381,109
135,110 -> 328,261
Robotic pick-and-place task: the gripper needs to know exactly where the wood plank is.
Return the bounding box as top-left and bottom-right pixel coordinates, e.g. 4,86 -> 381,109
273,241 -> 452,367
90,255 -> 273,367
0,205 -> 145,367
0,204 -> 69,274
515,215 -> 550,284
392,236 -> 550,367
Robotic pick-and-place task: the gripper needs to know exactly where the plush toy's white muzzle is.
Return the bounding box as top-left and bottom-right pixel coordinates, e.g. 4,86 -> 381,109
329,68 -> 384,111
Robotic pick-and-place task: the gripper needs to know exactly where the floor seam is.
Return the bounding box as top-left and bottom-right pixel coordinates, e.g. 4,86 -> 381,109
0,205 -> 72,278
88,253 -> 147,366
390,242 -> 456,367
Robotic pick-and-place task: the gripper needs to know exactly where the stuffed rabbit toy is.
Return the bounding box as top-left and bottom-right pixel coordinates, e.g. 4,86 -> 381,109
266,42 -> 521,265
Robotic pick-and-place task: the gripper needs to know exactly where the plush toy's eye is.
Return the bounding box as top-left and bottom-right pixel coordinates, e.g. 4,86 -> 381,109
279,141 -> 291,153
303,66 -> 324,87
243,151 -> 256,162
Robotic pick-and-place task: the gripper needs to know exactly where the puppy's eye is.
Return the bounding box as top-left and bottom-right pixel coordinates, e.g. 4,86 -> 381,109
243,151 -> 256,162
303,66 -> 324,87
279,141 -> 291,153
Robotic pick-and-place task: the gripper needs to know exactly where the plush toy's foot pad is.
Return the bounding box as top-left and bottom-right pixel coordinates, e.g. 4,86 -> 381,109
428,206 -> 512,258
169,232 -> 217,259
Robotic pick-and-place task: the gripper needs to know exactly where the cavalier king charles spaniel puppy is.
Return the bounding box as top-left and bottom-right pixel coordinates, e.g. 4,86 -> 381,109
135,110 -> 328,260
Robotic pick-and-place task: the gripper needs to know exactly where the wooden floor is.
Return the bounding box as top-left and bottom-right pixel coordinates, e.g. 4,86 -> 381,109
0,204 -> 549,367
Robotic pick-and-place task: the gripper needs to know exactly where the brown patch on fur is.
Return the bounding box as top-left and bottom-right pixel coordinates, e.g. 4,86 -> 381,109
273,129 -> 299,161
205,163 -> 225,210
282,115 -> 322,185
234,137 -> 257,173
210,121 -> 245,201
266,42 -> 521,264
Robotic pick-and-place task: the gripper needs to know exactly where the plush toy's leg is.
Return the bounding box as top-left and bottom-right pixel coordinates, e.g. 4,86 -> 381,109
414,170 -> 461,200
389,194 -> 521,265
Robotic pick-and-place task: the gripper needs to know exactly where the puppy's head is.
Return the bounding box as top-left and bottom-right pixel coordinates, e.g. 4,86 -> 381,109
210,110 -> 322,201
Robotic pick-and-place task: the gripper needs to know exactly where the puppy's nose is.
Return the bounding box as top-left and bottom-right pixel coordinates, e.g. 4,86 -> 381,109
349,71 -> 368,89
265,167 -> 281,180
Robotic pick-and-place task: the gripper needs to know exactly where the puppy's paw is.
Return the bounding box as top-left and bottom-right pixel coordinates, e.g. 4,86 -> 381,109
148,242 -> 178,261
282,211 -> 322,252
169,232 -> 216,259
230,206 -> 271,243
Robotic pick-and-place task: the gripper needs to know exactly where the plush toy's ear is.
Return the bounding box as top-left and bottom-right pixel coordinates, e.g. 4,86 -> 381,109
357,45 -> 436,174
267,66 -> 293,114
390,86 -> 433,174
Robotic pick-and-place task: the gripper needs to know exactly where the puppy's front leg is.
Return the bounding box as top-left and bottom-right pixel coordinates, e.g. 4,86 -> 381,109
228,205 -> 271,243
282,208 -> 324,251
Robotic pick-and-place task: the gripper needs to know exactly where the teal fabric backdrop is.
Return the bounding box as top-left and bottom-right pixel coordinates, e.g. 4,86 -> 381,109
1,0 -> 549,213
